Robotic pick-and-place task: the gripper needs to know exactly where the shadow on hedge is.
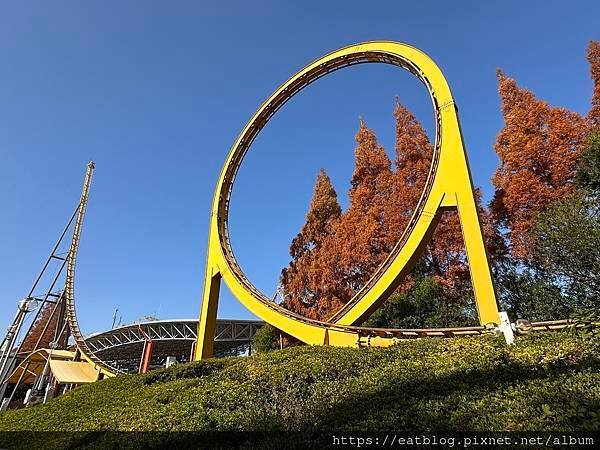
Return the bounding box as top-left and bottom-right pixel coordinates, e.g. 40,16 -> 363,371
297,354 -> 600,433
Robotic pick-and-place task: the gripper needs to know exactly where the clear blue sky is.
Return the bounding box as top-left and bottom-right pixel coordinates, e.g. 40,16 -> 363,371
1,1 -> 598,336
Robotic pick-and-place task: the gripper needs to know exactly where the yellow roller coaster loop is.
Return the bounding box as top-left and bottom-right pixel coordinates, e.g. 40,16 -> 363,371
195,41 -> 502,360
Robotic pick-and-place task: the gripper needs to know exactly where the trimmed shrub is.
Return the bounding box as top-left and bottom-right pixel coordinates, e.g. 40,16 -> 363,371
0,332 -> 598,448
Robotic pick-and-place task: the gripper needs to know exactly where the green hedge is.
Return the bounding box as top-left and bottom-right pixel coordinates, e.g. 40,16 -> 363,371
0,332 -> 598,448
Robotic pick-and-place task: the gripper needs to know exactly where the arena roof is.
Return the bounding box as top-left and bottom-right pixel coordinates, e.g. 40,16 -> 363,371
84,318 -> 264,373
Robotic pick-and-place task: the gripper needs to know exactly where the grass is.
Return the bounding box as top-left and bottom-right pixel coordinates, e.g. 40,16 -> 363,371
0,332 -> 599,448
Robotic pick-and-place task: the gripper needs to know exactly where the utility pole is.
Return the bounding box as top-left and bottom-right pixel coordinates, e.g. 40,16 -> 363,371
111,308 -> 119,330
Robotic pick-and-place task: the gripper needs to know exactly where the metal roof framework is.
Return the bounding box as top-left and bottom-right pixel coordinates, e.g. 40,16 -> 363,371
85,319 -> 263,354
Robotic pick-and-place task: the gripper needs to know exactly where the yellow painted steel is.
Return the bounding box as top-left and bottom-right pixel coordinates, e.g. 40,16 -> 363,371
48,360 -> 100,384
195,41 -> 500,360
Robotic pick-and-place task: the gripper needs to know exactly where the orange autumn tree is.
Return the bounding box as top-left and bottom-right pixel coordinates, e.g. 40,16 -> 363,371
282,120 -> 396,318
20,302 -> 62,353
491,70 -> 589,259
280,169 -> 341,318
332,118 -> 396,277
282,102 -> 499,320
390,102 -> 431,230
392,101 -> 503,299
391,101 -> 474,298
588,40 -> 600,127
313,120 -> 396,315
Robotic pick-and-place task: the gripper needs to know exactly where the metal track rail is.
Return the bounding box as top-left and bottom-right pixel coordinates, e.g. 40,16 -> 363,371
351,319 -> 574,346
64,162 -> 122,375
195,42 -> 508,357
213,50 -> 443,338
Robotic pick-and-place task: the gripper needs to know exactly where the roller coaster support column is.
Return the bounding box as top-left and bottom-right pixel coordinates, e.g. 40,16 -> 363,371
0,299 -> 31,401
138,340 -> 154,374
195,257 -> 221,359
138,323 -> 154,374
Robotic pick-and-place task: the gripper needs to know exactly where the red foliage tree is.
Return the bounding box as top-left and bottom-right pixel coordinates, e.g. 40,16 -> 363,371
390,101 -> 432,229
392,101 -> 496,299
316,121 -> 395,304
491,70 -> 588,259
390,101 -> 436,290
283,120 -> 397,319
281,169 -> 341,318
19,302 -> 61,353
283,102 -> 503,320
588,40 -> 600,127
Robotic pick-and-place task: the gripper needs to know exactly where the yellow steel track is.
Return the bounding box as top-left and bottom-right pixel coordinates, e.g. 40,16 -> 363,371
195,41 -> 502,359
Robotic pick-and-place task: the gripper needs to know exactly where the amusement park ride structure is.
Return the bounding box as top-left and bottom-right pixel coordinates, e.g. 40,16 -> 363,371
0,162 -> 117,408
0,42 -> 577,409
0,162 -> 263,408
194,41 -> 509,359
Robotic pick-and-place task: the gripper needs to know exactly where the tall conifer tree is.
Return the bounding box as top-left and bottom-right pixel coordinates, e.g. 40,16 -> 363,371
20,303 -> 61,353
491,70 -> 588,258
315,120 -> 396,309
393,100 -> 480,298
588,40 -> 600,127
392,100 -> 432,225
281,169 -> 341,318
